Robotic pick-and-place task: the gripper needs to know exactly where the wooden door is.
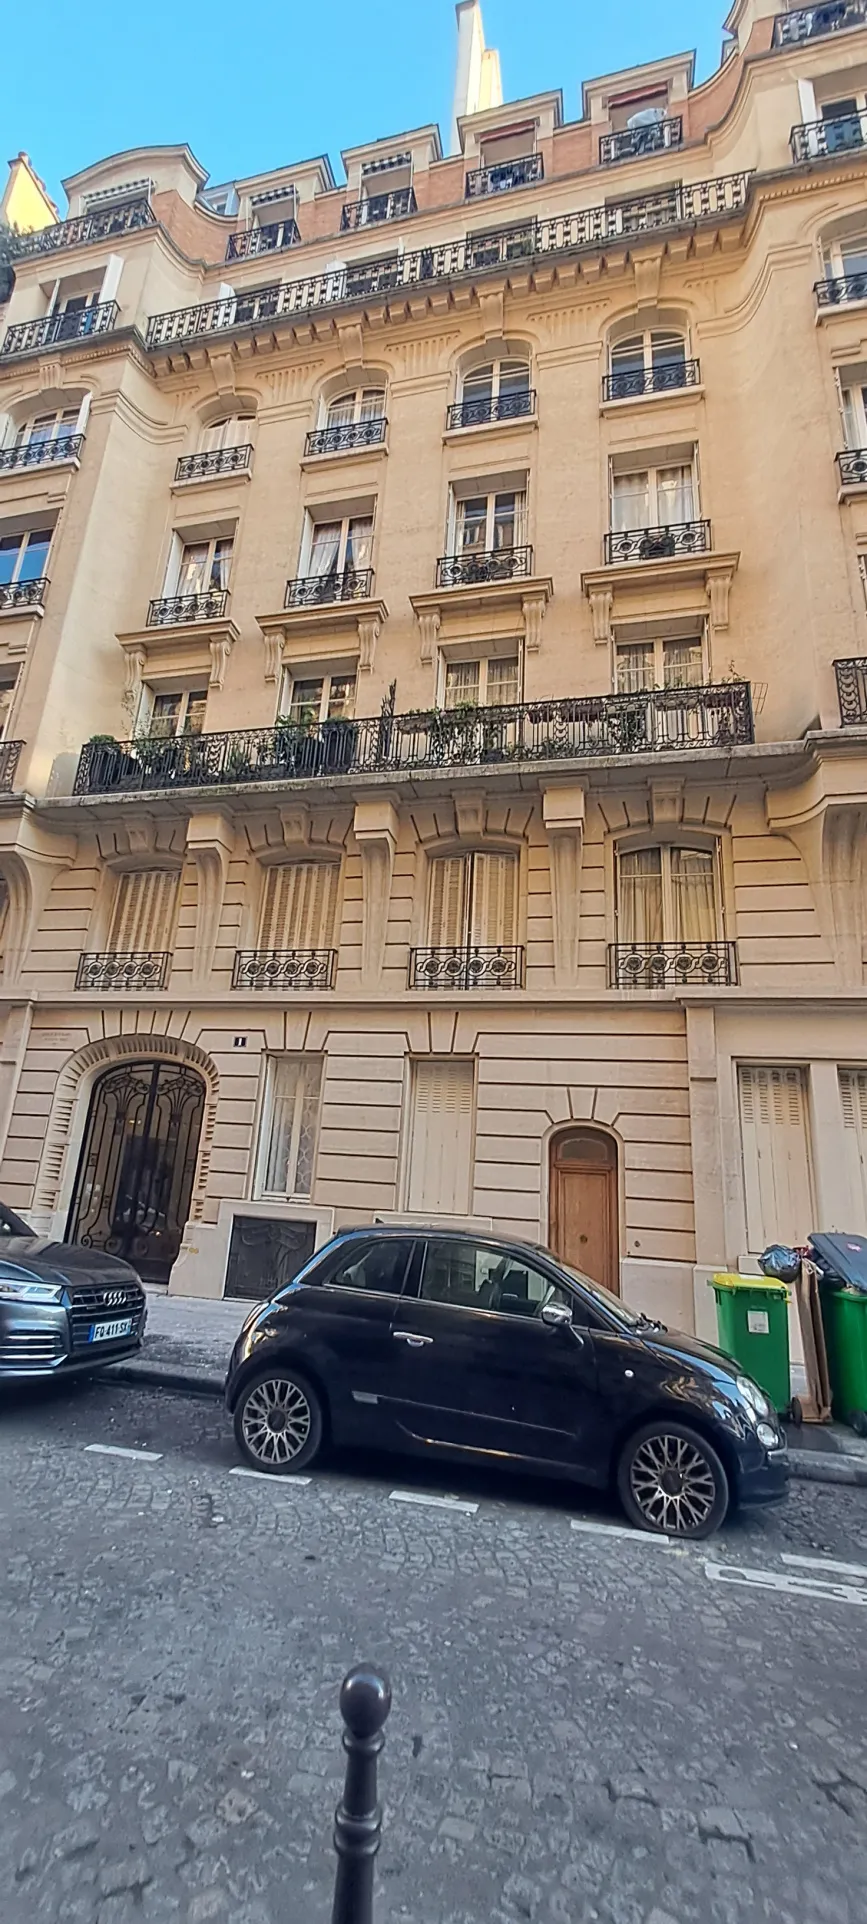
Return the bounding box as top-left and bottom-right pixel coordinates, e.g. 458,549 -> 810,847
549,1129 -> 619,1295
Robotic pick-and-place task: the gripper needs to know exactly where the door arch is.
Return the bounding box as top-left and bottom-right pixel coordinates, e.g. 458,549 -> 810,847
549,1128 -> 620,1295
66,1059 -> 206,1285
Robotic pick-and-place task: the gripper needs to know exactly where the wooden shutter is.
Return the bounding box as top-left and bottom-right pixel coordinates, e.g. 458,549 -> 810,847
469,851 -> 518,946
427,856 -> 468,947
259,862 -> 338,950
109,870 -> 179,952
839,1070 -> 867,1225
405,1059 -> 474,1214
738,1066 -> 814,1252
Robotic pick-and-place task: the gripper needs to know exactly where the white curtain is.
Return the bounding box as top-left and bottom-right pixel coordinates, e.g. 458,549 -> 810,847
618,850 -> 663,945
310,522 -> 341,576
656,465 -> 694,524
611,471 -> 650,531
671,849 -> 716,943
345,517 -> 373,570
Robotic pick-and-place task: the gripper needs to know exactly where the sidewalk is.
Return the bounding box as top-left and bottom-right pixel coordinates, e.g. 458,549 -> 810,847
107,1288 -> 867,1487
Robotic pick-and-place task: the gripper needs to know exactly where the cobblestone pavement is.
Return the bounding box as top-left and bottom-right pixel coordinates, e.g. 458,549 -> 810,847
1,1377 -> 867,1924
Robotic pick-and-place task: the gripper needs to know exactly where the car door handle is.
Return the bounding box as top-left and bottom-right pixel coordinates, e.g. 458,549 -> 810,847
392,1330 -> 433,1347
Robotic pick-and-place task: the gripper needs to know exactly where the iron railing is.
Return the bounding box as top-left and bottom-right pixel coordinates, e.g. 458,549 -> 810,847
834,656 -> 867,722
341,189 -> 417,229
436,545 -> 533,588
304,418 -> 386,456
603,520 -> 711,564
232,948 -> 337,990
1,302 -> 120,358
174,445 -> 252,482
447,389 -> 535,429
409,945 -> 525,990
815,272 -> 867,304
602,359 -> 700,401
146,174 -> 753,348
75,951 -> 172,991
791,111 -> 867,160
774,0 -> 867,43
0,741 -> 24,790
608,942 -> 739,988
147,590 -> 229,626
0,577 -> 49,611
599,119 -> 684,164
225,220 -> 300,261
0,434 -> 83,473
285,567 -> 374,607
12,199 -> 154,258
837,448 -> 867,486
465,155 -> 543,198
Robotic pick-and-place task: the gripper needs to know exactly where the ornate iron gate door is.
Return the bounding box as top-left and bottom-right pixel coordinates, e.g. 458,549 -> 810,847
66,1060 -> 206,1285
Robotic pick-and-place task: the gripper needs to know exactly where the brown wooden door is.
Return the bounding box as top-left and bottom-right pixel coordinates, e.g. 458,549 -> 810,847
549,1130 -> 619,1295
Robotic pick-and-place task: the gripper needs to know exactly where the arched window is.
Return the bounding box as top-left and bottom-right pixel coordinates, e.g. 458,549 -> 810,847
308,383 -> 387,456
454,352 -> 533,429
325,385 -> 386,429
199,412 -> 255,453
2,393 -> 90,472
606,327 -> 693,401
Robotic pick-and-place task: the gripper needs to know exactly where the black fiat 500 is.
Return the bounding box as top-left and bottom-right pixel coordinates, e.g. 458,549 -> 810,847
225,1227 -> 788,1539
0,1200 -> 147,1379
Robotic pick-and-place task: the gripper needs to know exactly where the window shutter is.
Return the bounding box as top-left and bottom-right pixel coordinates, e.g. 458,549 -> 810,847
405,1059 -> 474,1214
109,870 -> 179,952
737,1066 -> 814,1252
259,862 -> 338,950
470,852 -> 518,947
839,1070 -> 867,1224
428,856 -> 468,948
260,1056 -> 322,1198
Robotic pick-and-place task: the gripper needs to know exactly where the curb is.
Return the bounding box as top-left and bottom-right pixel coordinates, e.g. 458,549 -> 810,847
788,1449 -> 867,1488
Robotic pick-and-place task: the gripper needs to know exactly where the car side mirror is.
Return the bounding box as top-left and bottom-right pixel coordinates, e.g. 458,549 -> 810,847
540,1300 -> 573,1331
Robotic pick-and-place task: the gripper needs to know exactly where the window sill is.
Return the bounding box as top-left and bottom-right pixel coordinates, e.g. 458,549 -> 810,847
171,467 -> 252,493
299,441 -> 388,471
599,386 -> 705,416
442,415 -> 537,444
0,599 -> 45,620
0,454 -> 81,481
838,481 -> 867,500
816,297 -> 867,323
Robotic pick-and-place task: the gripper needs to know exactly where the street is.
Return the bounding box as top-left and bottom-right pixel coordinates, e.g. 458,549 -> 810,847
1,1379 -> 867,1924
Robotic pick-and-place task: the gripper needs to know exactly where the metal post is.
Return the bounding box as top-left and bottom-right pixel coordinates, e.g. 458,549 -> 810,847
331,1663 -> 392,1924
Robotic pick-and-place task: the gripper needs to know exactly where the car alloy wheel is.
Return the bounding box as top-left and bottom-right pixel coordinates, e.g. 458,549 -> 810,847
617,1421 -> 729,1539
235,1369 -> 323,1474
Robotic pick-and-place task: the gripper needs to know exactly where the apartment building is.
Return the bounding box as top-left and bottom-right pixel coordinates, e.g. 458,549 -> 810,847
1,0 -> 867,1331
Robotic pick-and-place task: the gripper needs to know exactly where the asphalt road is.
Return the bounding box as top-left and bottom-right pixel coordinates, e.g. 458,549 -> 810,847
1,1376 -> 867,1924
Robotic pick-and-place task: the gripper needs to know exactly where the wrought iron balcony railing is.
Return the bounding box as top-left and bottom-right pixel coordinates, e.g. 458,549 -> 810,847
409,945 -> 525,990
834,656 -> 867,722
341,188 -> 417,229
304,418 -> 386,456
837,448 -> 867,486
608,942 -> 739,988
0,741 -> 24,790
285,567 -> 374,607
232,948 -> 338,990
145,174 -> 751,348
75,951 -> 172,992
174,445 -> 252,482
147,589 -> 230,626
603,520 -> 711,564
0,577 -> 49,612
12,198 -> 155,259
599,118 -> 684,164
225,220 -> 300,261
816,272 -> 867,305
1,302 -> 120,358
774,0 -> 867,43
447,389 -> 535,429
791,110 -> 867,160
465,154 -> 544,198
74,683 -> 754,798
602,359 -> 700,401
436,545 -> 533,588
0,434 -> 83,473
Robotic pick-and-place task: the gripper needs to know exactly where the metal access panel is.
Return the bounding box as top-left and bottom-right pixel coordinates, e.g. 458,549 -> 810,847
224,1215 -> 317,1301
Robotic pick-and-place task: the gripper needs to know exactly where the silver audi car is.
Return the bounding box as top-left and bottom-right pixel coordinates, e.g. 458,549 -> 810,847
0,1200 -> 146,1380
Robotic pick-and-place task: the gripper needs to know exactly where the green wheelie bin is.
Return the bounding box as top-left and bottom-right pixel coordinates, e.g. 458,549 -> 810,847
710,1273 -> 791,1415
820,1287 -> 867,1432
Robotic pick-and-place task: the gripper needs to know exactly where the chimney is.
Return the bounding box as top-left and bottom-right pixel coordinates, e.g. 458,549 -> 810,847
450,1 -> 503,154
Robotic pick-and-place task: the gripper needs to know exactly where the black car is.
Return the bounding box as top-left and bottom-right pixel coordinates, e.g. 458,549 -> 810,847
0,1200 -> 147,1379
225,1227 -> 788,1539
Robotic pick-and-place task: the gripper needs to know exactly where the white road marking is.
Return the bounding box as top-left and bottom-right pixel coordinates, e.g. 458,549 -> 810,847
781,1553 -> 867,1581
388,1489 -> 478,1515
228,1467 -> 311,1486
84,1443 -> 163,1462
705,1561 -> 867,1606
571,1518 -> 672,1546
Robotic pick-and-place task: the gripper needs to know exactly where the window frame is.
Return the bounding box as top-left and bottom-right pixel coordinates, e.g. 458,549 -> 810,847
166,533 -> 234,598
412,1236 -> 574,1321
254,1054 -> 324,1202
323,1237 -> 419,1299
458,356 -> 532,405
425,847 -> 521,949
199,414 -> 255,453
278,670 -> 357,725
450,486 -> 527,555
614,839 -> 723,945
439,651 -> 522,708
323,386 -> 386,428
0,528 -> 53,587
609,456 -> 697,532
613,631 -> 706,694
609,328 -> 687,380
301,511 -> 375,577
139,686 -> 209,739
14,407 -> 80,450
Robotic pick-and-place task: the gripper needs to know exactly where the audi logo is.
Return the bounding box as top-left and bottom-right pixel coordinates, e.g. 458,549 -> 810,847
102,1290 -> 128,1307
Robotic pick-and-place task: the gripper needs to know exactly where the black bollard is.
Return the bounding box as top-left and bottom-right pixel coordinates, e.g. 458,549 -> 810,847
331,1663 -> 392,1924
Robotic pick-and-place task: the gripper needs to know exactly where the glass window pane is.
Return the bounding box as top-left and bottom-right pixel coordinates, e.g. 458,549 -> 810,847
656,465 -> 694,524
671,848 -> 716,943
177,543 -> 208,594
611,471 -> 650,530
18,533 -> 50,581
841,242 -> 867,276
610,335 -> 646,375
458,498 -> 487,550
309,523 -> 341,575
616,644 -> 654,693
329,1240 -> 414,1294
650,331 -> 686,369
462,365 -> 495,399
326,675 -> 356,719
0,537 -> 21,585
262,1058 -> 322,1198
493,492 -> 518,548
150,693 -> 183,738
327,395 -> 355,427
444,661 -> 480,708
210,539 -> 233,589
486,656 -> 520,705
619,849 -> 663,945
185,691 -> 208,735
497,360 -> 530,397
359,389 -> 385,420
420,1241 -> 569,1316
345,516 -> 373,570
289,678 -> 324,724
663,641 -> 704,688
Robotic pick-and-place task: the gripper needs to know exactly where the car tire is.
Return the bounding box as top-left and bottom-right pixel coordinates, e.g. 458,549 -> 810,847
617,1420 -> 730,1540
233,1367 -> 324,1476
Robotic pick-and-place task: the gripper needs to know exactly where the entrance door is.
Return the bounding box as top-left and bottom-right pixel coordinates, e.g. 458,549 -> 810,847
549,1129 -> 619,1294
66,1060 -> 205,1285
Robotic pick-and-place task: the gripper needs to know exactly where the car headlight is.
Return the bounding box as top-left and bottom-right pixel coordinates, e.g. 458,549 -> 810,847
756,1422 -> 781,1449
0,1278 -> 64,1304
736,1374 -> 775,1423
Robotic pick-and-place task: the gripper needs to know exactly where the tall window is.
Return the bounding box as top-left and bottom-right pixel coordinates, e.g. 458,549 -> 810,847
819,95 -> 865,152
454,489 -> 526,554
403,1058 -> 475,1215
15,408 -> 79,451
325,387 -> 385,428
258,862 -> 339,952
280,673 -> 356,725
428,850 -> 518,950
0,530 -> 52,586
842,382 -> 867,449
610,461 -> 695,532
172,536 -> 233,597
826,233 -> 867,281
460,358 -> 531,414
108,870 -> 180,953
617,846 -> 718,946
443,656 -> 521,707
0,677 -> 17,738
200,415 -> 254,452
608,330 -> 686,398
144,689 -> 208,738
615,636 -> 703,693
307,515 -> 373,577
257,1057 -> 323,1199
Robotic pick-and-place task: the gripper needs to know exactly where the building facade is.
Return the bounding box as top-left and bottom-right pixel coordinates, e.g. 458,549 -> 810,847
1,0 -> 867,1331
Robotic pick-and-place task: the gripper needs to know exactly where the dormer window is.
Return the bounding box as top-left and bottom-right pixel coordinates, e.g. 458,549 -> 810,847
465,127 -> 543,199
343,154 -> 415,230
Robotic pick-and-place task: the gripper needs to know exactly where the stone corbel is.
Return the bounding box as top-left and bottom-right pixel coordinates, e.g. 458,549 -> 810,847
588,588 -> 614,646
207,350 -> 237,399
706,565 -> 734,634
123,645 -> 147,706
632,249 -> 664,310
522,591 -> 548,655
209,634 -> 234,689
454,792 -> 486,841
357,611 -> 381,674
542,785 -> 585,988
478,286 -> 506,339
262,632 -> 283,685
0,820 -> 78,988
337,321 -> 364,366
353,799 -> 399,988
417,608 -> 440,667
185,810 -> 234,987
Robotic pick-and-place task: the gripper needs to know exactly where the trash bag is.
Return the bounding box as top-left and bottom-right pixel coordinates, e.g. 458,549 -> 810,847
758,1244 -> 801,1285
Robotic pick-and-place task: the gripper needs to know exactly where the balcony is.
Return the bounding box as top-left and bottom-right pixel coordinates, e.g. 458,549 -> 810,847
816,271 -> 867,305
409,945 -> 525,990
284,568 -> 374,608
599,118 -> 684,165
147,590 -> 229,626
834,656 -> 867,722
791,109 -> 867,160
225,220 -> 300,261
0,435 -> 84,474
75,952 -> 172,992
174,446 -> 252,482
12,198 -> 154,259
465,154 -> 543,199
447,389 -> 536,430
1,303 -> 119,359
0,578 -> 49,613
0,741 -> 24,790
304,418 -> 387,457
607,942 -> 739,988
602,360 -> 700,402
232,949 -> 337,990
837,448 -> 867,487
341,188 -> 417,230
603,521 -> 711,564
436,546 -> 534,589
773,0 -> 867,44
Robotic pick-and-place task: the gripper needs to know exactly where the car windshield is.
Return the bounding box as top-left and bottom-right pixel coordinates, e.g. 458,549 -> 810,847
555,1261 -> 646,1327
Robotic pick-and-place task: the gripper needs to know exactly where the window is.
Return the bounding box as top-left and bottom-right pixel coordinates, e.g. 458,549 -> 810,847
280,673 -> 357,724
306,515 -> 373,578
403,1059 -> 475,1214
454,489 -> 526,554
257,1056 -> 323,1199
0,530 -> 52,586
610,462 -> 695,532
419,1240 -> 570,1318
842,381 -> 867,450
15,409 -> 79,451
480,128 -> 536,169
609,91 -> 668,134
171,536 -> 233,597
428,850 -> 518,949
461,358 -> 530,406
108,869 -> 179,952
616,846 -> 718,946
328,1239 -> 414,1295
325,388 -> 385,428
614,636 -> 704,693
144,689 -> 208,738
200,415 -> 253,452
0,677 -> 17,737
820,95 -> 865,152
443,655 -> 521,708
608,330 -> 687,398
839,1070 -> 867,1222
258,862 -> 339,951
738,1067 -> 814,1252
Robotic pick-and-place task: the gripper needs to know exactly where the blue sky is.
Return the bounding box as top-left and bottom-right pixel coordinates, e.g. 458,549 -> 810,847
7,0 -> 725,209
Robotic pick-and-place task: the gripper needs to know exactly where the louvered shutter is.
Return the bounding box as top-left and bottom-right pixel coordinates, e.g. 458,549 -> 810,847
469,851 -> 518,947
259,863 -> 338,950
109,870 -> 179,952
839,1070 -> 867,1225
405,1059 -> 474,1214
427,856 -> 468,948
738,1066 -> 814,1252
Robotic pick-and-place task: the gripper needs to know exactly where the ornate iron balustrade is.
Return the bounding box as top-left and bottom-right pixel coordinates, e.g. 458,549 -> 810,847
834,656 -> 867,722
837,448 -> 867,485
0,434 -> 83,473
436,545 -> 533,588
0,577 -> 49,611
816,272 -> 867,304
145,173 -> 752,348
409,945 -> 525,990
791,111 -> 867,160
75,951 -> 172,992
602,359 -> 700,401
341,189 -> 417,229
447,389 -> 535,429
147,590 -> 229,625
599,118 -> 684,164
774,0 -> 867,42
285,567 -> 374,606
174,445 -> 252,482
608,942 -> 739,988
0,740 -> 24,790
12,199 -> 154,259
603,520 -> 711,564
232,948 -> 337,990
304,418 -> 386,456
465,154 -> 543,198
225,220 -> 300,261
1,302 -> 120,358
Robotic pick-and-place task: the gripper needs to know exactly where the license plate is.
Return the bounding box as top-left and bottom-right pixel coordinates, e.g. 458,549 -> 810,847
88,1317 -> 134,1343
